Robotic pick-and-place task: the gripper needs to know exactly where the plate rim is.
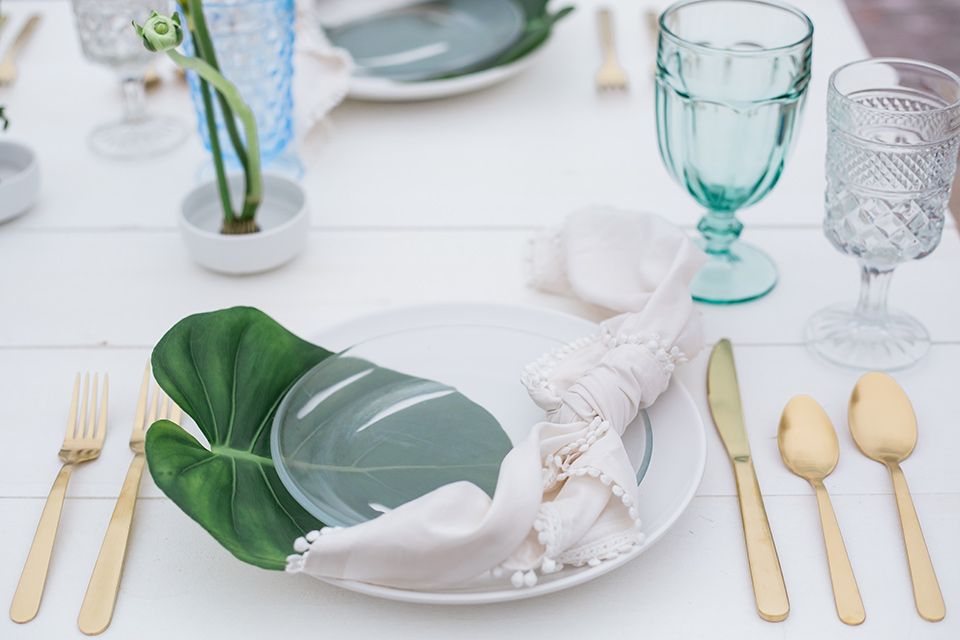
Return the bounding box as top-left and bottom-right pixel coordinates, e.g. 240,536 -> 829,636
329,0 -> 527,83
308,303 -> 706,604
346,36 -> 550,102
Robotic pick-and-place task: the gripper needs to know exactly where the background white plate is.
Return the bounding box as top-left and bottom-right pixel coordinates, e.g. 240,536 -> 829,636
310,303 -> 707,604
346,44 -> 546,102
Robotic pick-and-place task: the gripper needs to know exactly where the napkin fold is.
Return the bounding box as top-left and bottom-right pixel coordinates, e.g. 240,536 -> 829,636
286,208 -> 706,590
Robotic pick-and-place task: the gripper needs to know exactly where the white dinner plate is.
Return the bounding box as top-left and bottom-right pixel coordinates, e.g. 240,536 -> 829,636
347,42 -> 547,102
309,303 -> 706,604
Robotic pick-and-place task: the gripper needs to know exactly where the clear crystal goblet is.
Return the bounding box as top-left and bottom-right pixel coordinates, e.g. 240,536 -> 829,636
655,0 -> 813,304
71,0 -> 185,159
806,58 -> 960,370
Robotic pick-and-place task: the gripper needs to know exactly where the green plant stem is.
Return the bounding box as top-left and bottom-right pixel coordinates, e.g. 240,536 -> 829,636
168,49 -> 262,221
198,77 -> 234,223
182,0 -> 252,190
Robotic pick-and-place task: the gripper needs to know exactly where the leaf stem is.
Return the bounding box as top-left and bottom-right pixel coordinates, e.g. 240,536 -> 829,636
167,49 -> 262,221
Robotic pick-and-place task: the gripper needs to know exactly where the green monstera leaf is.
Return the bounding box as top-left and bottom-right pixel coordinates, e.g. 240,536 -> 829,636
147,307 -> 513,571
147,307 -> 333,569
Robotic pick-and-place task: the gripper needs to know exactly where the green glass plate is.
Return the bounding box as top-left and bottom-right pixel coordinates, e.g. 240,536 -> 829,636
326,0 -> 526,81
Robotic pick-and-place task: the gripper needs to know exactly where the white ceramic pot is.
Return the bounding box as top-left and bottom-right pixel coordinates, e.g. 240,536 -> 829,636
0,141 -> 40,224
180,173 -> 309,275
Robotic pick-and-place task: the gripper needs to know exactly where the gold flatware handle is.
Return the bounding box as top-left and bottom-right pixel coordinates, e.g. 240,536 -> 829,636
889,463 -> 945,622
0,14 -> 41,69
731,458 -> 789,622
813,481 -> 865,625
77,454 -> 146,635
10,464 -> 75,623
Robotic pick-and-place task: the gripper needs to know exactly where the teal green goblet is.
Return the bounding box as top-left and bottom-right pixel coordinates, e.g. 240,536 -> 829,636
656,0 -> 813,303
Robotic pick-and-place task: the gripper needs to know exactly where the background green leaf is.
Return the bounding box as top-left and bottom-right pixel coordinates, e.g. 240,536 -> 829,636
147,307 -> 333,570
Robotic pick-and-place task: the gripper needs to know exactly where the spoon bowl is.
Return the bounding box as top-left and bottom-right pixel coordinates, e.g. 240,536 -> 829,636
778,395 -> 839,481
849,371 -> 917,465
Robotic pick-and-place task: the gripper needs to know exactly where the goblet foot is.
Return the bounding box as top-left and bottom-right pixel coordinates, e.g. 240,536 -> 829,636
805,304 -> 930,371
88,116 -> 186,160
689,242 -> 778,304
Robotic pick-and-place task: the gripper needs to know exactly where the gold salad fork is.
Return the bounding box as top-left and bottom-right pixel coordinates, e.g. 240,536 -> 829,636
595,8 -> 629,92
78,364 -> 181,636
10,374 -> 108,624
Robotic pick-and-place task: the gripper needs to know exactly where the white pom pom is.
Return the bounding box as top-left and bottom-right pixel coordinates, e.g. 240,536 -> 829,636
541,557 -> 557,573
600,474 -> 612,486
524,571 -> 538,587
612,485 -> 624,497
511,571 -> 525,588
587,467 -> 600,477
587,558 -> 602,567
492,567 -> 504,578
305,530 -> 321,543
293,537 -> 310,553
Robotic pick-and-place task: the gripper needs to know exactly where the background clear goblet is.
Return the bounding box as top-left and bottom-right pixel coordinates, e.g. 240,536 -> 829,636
655,0 -> 813,304
71,0 -> 185,159
805,58 -> 960,370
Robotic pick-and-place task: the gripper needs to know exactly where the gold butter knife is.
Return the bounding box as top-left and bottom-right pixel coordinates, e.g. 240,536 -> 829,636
0,13 -> 41,86
707,339 -> 789,622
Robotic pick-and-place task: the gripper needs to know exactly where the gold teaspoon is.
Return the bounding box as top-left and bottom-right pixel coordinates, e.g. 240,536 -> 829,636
849,372 -> 945,622
778,395 -> 865,625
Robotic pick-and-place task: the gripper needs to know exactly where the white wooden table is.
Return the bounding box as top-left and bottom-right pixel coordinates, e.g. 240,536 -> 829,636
1,1 -> 957,638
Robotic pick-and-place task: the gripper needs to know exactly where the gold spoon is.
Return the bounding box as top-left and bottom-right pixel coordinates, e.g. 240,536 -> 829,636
849,372 -> 945,622
778,395 -> 865,625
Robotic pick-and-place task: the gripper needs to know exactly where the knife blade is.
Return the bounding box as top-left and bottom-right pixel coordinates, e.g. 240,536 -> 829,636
707,338 -> 789,622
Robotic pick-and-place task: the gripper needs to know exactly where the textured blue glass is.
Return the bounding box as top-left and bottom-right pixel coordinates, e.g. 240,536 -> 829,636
183,0 -> 295,168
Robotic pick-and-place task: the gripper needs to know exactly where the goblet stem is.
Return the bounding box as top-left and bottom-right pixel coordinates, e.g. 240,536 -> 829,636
697,209 -> 743,256
119,75 -> 148,124
855,264 -> 894,320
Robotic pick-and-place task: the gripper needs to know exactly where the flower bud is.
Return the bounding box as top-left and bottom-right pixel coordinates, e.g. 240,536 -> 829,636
134,11 -> 183,53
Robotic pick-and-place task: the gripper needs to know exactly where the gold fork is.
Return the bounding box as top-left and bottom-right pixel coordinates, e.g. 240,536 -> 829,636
595,8 -> 629,92
10,374 -> 108,624
78,364 -> 181,636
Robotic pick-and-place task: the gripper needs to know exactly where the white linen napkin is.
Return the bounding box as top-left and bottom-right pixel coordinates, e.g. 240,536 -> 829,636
294,0 -> 354,133
286,208 -> 706,589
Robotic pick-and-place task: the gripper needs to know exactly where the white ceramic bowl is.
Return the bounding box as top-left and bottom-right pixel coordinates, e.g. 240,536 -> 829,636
180,173 -> 309,275
0,141 -> 40,224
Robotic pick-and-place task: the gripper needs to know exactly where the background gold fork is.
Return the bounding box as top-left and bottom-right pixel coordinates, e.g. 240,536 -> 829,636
595,8 -> 629,92
78,364 -> 181,636
10,373 -> 108,624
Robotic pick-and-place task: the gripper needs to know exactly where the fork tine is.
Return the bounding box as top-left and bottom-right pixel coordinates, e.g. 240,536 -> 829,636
159,392 -> 170,422
66,373 -> 81,440
85,374 -> 98,439
134,363 -> 150,432
148,382 -> 161,427
96,374 -> 109,441
170,401 -> 182,426
77,374 -> 90,439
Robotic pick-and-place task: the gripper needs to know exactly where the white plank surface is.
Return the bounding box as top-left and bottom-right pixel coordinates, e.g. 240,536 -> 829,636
1,0 -> 958,638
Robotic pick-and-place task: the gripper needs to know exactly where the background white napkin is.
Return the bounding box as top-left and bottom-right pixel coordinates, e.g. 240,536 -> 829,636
294,0 -> 354,133
286,207 -> 706,589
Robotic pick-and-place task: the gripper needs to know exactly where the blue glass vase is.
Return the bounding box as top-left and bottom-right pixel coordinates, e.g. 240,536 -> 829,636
182,0 -> 301,178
